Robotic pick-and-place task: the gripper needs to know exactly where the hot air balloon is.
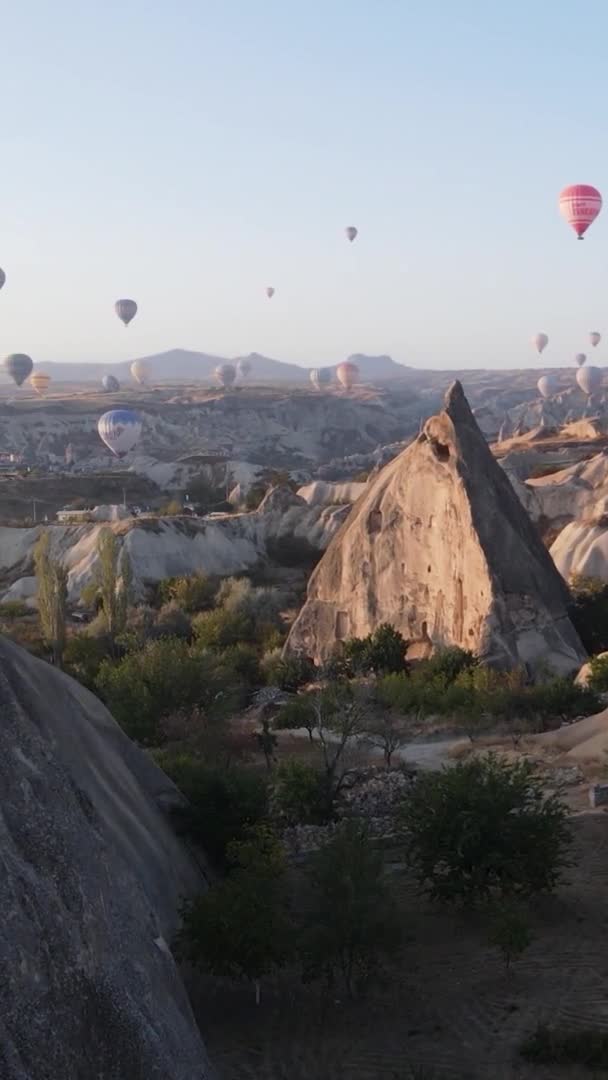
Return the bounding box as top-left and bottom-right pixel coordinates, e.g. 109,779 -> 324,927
576,365 -> 602,396
0,268 -> 6,290
266,287 -> 275,299
29,372 -> 51,396
532,333 -> 549,355
102,374 -> 120,392
590,332 -> 601,348
336,360 -> 359,390
215,362 -> 236,388
537,375 -> 557,399
345,226 -> 358,243
130,359 -> 149,385
575,353 -> 587,368
115,299 -> 138,326
310,367 -> 332,391
237,358 -> 252,379
559,185 -> 602,238
98,409 -> 142,458
4,353 -> 33,387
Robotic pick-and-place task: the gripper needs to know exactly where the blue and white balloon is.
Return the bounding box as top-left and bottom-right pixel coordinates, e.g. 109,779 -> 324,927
98,409 -> 142,458
215,362 -> 236,387
310,367 -> 332,391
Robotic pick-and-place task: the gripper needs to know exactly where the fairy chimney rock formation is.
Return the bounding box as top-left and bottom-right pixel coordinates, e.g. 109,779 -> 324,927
286,381 -> 586,676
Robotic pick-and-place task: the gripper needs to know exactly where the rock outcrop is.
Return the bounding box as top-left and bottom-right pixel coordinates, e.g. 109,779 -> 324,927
0,636 -> 213,1080
286,382 -> 586,675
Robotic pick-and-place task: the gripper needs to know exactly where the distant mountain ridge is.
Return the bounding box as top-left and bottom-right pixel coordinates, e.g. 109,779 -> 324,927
29,349 -> 410,384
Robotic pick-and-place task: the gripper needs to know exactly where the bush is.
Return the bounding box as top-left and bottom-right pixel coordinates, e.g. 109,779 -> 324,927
157,573 -> 216,613
419,646 -> 478,684
401,755 -> 572,906
261,650 -> 316,691
63,633 -> 111,689
95,638 -> 225,744
587,653 -> 608,693
271,759 -> 330,825
192,607 -> 255,649
161,499 -> 183,515
343,624 -> 408,675
151,601 -> 192,640
521,1024 -> 608,1068
218,642 -> 262,687
0,600 -> 30,619
569,574 -> 608,655
488,905 -> 532,970
157,757 -> 269,866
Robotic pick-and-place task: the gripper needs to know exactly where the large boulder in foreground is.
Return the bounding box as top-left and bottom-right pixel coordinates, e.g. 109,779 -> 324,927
0,636 -> 213,1080
286,382 -> 586,676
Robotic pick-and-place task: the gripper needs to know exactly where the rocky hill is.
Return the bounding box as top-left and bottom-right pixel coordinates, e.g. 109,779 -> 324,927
286,382 -> 586,675
0,635 -> 213,1079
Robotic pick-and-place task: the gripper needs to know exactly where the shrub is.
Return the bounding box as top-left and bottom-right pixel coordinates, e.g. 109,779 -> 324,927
521,1024 -> 608,1068
63,633 -> 111,689
158,758 -> 269,866
274,696 -> 317,742
151,601 -> 192,640
488,905 -> 532,970
401,755 -> 572,906
271,760 -> 330,825
0,600 -> 30,619
587,653 -> 608,693
420,646 -> 478,684
157,573 -> 216,613
261,650 -> 316,691
218,642 -> 261,686
179,826 -> 291,1004
569,574 -> 608,655
192,607 -> 255,649
95,638 -> 225,744
301,821 -> 401,996
161,499 -> 183,515
343,624 -> 408,675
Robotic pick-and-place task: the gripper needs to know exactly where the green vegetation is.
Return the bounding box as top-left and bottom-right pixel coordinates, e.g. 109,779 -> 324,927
34,531 -> 67,666
521,1024 -> 608,1069
343,623 -> 408,675
402,755 -> 572,905
301,821 -> 401,996
156,572 -> 216,612
488,905 -> 533,970
570,574 -> 608,655
587,652 -> 608,692
179,826 -> 291,1004
0,600 -> 30,619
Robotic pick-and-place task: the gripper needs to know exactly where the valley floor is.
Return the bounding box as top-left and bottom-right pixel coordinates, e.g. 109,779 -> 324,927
188,812 -> 608,1080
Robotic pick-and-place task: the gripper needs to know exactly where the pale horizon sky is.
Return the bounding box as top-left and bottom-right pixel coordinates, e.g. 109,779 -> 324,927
3,1 -> 608,371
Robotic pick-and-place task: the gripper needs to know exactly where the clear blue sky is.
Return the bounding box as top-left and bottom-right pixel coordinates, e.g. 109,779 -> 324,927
3,0 -> 608,370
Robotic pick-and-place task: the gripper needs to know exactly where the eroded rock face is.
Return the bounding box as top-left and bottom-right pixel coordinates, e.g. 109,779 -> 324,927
0,637 -> 213,1080
286,382 -> 586,676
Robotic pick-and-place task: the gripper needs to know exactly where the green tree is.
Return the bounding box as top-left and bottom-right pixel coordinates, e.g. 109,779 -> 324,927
489,905 -> 533,971
261,650 -> 316,690
271,759 -> 330,826
97,529 -> 132,648
157,758 -> 269,866
587,653 -> 608,693
569,574 -> 608,655
34,531 -> 68,665
95,637 -> 225,744
192,607 -> 254,649
360,712 -> 411,768
274,695 -> 318,743
157,572 -> 216,613
63,633 -> 110,689
179,825 -> 291,1003
401,755 -> 572,906
302,821 -> 401,996
343,623 -> 408,675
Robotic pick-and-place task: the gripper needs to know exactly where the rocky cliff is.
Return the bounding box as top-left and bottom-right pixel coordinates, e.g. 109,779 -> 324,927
0,636 -> 213,1080
286,382 -> 586,675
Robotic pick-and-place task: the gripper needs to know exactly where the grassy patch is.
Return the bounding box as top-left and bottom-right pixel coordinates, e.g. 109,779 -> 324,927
521,1023 -> 608,1069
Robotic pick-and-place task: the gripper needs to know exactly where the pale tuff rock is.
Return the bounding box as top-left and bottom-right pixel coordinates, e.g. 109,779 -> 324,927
286,382 -> 586,676
0,636 -> 213,1080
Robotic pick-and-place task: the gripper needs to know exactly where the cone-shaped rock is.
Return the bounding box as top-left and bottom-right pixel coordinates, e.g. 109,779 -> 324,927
286,381 -> 586,675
